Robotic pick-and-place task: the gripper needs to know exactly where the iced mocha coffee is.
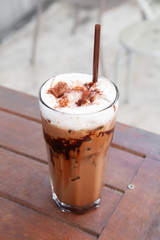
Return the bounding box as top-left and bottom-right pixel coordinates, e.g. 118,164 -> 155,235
39,73 -> 119,214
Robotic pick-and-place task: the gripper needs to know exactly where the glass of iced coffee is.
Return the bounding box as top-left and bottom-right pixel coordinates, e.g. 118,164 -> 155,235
39,73 -> 119,214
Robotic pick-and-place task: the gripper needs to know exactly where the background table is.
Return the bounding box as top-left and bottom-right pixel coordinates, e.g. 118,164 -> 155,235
0,86 -> 160,240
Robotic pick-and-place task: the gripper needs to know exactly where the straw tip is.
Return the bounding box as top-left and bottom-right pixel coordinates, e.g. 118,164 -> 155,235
95,24 -> 101,30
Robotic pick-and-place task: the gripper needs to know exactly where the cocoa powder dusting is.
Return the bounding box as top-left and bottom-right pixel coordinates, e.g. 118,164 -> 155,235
75,82 -> 100,106
57,95 -> 69,108
47,82 -> 68,98
76,90 -> 97,106
47,80 -> 102,108
76,98 -> 86,107
84,82 -> 94,90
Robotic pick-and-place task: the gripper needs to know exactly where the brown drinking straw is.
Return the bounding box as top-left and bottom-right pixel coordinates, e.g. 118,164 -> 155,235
93,24 -> 101,83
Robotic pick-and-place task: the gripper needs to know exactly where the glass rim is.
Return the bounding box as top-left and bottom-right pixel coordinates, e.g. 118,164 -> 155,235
38,73 -> 119,116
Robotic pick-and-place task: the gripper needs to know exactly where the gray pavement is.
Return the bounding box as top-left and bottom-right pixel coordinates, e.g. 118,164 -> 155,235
0,1 -> 160,134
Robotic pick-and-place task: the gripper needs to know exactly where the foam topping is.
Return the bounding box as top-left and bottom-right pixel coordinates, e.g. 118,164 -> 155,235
40,73 -> 116,114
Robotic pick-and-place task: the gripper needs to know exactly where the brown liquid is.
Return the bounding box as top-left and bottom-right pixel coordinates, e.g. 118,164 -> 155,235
41,115 -> 116,207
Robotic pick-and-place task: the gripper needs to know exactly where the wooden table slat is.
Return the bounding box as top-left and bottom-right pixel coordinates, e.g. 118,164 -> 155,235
114,122 -> 160,161
0,197 -> 95,240
0,86 -> 40,122
99,158 -> 160,240
0,110 -> 46,161
105,148 -> 144,191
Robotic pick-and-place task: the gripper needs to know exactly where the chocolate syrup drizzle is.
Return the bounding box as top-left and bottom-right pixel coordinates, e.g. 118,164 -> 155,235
43,127 -> 114,160
98,128 -> 114,137
44,132 -> 91,160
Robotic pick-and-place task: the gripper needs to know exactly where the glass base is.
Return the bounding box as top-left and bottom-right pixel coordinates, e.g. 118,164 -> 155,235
52,193 -> 100,214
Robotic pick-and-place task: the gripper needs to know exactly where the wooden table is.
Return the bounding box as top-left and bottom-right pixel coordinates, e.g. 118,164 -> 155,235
0,86 -> 160,240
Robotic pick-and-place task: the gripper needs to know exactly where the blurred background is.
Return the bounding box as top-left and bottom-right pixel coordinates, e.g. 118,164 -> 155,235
0,0 -> 160,134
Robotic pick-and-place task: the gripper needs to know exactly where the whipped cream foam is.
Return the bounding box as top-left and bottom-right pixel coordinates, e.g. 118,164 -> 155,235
39,73 -> 119,130
41,73 -> 116,114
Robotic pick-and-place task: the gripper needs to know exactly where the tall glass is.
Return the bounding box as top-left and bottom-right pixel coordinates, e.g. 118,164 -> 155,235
39,74 -> 119,214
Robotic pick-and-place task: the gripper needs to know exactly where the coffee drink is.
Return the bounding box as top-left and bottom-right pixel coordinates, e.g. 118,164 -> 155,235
39,73 -> 119,214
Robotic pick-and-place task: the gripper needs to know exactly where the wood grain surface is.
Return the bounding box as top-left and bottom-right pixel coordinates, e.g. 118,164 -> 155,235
99,158 -> 160,240
0,197 -> 95,240
0,86 -> 160,239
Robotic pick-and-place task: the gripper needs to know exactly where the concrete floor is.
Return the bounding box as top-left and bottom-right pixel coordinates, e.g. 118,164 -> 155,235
0,1 -> 160,134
